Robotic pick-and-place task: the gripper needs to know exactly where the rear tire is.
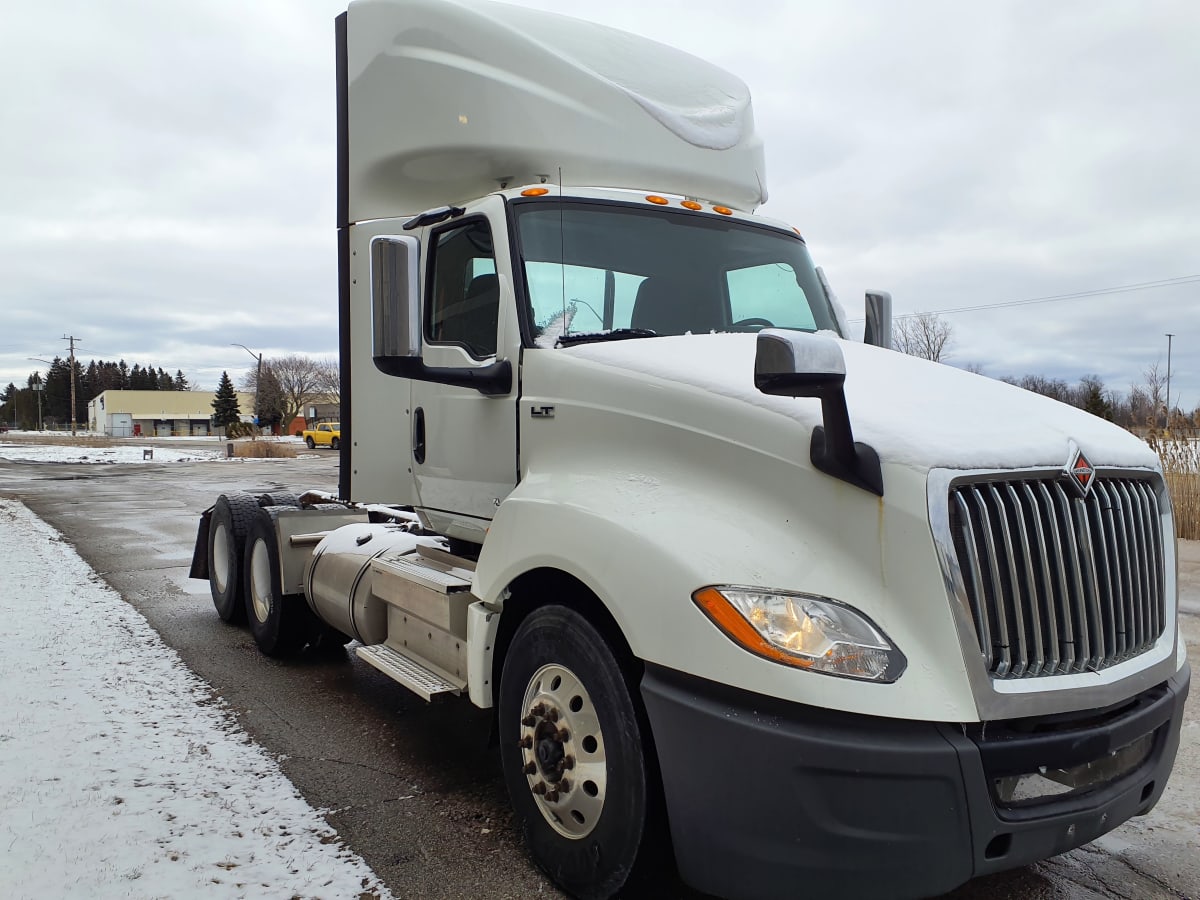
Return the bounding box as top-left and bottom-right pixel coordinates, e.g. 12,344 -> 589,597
207,492 -> 259,623
500,606 -> 650,900
243,508 -> 312,657
258,491 -> 301,508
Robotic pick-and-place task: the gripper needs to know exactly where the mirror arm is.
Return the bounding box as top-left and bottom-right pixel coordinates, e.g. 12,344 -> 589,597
809,386 -> 884,497
372,357 -> 512,396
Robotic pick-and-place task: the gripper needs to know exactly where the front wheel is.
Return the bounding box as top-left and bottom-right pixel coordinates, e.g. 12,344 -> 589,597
500,606 -> 651,900
330,437 -> 340,450
305,436 -> 315,449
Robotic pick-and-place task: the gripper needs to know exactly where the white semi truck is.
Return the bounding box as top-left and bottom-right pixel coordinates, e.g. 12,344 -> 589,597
190,1 -> 1190,897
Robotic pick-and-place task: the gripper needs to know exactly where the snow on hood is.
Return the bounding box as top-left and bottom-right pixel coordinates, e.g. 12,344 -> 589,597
565,333 -> 1158,473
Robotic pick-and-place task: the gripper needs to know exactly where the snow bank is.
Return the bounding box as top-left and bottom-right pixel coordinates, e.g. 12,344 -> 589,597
0,444 -> 223,464
0,499 -> 390,899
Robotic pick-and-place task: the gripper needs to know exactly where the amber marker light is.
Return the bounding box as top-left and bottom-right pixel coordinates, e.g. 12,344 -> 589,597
646,195 -> 669,205
712,206 -> 733,216
681,200 -> 703,210
692,587 -> 814,669
521,187 -> 550,196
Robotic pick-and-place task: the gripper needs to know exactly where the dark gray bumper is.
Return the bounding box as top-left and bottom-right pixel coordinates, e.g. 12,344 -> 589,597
641,661 -> 1190,900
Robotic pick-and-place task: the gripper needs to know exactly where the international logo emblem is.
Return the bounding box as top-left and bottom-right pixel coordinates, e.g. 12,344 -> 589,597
1062,442 -> 1095,498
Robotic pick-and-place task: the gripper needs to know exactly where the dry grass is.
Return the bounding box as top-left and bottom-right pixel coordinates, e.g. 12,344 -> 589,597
230,440 -> 297,459
1149,432 -> 1200,540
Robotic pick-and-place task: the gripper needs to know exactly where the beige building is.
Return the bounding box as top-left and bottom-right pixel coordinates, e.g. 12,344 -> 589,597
88,390 -> 256,437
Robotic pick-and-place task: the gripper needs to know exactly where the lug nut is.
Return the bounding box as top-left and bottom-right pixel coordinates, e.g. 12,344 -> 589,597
531,703 -> 546,716
556,728 -> 570,742
523,762 -> 536,775
558,778 -> 570,793
531,781 -> 547,795
545,790 -> 559,803
521,714 -> 537,726
546,707 -> 560,722
518,735 -> 533,749
563,755 -> 575,770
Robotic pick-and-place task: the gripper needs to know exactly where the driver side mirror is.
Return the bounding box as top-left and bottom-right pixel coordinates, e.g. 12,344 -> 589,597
371,235 -> 422,361
754,330 -> 883,496
369,234 -> 512,395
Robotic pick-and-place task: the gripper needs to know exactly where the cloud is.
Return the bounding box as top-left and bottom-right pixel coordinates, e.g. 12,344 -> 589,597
2,0 -> 1197,406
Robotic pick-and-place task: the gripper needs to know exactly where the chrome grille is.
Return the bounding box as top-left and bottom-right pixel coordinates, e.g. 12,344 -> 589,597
949,475 -> 1165,679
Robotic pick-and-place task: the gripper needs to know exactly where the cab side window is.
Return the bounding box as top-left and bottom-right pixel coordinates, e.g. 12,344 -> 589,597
427,220 -> 499,358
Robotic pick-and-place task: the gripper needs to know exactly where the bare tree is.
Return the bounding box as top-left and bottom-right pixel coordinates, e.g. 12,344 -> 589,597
1143,361 -> 1166,428
893,311 -> 953,362
315,356 -> 341,404
241,355 -> 324,430
1014,374 -> 1071,404
1127,385 -> 1152,429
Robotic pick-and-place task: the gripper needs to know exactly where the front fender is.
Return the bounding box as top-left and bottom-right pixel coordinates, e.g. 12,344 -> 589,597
473,464 -> 979,722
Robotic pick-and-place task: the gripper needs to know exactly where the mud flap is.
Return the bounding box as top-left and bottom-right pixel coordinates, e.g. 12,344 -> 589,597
188,505 -> 214,580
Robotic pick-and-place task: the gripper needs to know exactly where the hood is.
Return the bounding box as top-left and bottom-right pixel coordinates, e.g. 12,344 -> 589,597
565,333 -> 1158,473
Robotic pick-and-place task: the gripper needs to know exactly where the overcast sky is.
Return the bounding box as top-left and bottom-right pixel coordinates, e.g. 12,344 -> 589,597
2,0 -> 1197,410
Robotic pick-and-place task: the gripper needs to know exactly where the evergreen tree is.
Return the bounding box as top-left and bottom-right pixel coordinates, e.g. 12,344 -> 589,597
157,368 -> 174,390
173,370 -> 189,390
211,371 -> 241,429
43,358 -> 69,424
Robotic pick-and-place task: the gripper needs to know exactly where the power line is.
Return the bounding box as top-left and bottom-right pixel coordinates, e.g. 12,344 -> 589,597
894,275 -> 1200,320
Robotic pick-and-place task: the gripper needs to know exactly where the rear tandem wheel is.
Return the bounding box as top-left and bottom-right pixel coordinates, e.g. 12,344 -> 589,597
206,492 -> 260,624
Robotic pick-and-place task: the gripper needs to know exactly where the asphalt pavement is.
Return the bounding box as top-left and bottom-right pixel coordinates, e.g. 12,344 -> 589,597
0,449 -> 1196,900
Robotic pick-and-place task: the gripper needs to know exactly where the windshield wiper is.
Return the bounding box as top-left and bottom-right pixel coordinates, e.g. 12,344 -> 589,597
556,328 -> 658,347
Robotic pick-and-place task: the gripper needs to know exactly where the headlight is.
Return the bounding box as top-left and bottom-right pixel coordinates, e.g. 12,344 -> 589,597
692,586 -> 906,682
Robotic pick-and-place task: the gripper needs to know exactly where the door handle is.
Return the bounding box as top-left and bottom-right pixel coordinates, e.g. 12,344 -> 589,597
413,407 -> 426,464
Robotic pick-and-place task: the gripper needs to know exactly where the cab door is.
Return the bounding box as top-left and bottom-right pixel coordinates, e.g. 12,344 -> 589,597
411,200 -> 520,542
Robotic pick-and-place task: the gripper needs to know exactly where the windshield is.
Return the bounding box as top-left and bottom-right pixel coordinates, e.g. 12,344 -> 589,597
513,200 -> 839,346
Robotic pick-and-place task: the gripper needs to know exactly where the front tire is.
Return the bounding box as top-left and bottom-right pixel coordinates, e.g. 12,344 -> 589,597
207,492 -> 259,623
331,437 -> 340,450
305,436 -> 315,449
500,606 -> 650,900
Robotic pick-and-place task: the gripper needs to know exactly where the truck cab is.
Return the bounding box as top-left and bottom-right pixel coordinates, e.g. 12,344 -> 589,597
193,2 -> 1191,898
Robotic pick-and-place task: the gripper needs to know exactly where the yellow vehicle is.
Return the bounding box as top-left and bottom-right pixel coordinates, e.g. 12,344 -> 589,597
302,421 -> 340,449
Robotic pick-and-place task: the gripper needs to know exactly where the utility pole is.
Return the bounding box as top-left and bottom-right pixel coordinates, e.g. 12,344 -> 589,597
63,334 -> 80,435
1165,333 -> 1174,431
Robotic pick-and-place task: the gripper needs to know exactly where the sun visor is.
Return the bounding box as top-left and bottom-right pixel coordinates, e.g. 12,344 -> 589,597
346,0 -> 767,219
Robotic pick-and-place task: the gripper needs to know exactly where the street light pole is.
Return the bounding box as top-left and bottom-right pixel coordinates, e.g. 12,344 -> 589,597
1165,333 -> 1175,430
231,343 -> 263,433
28,357 -> 54,433
32,378 -> 43,432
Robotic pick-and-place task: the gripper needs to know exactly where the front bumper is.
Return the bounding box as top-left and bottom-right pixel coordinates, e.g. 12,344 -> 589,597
641,661 -> 1190,900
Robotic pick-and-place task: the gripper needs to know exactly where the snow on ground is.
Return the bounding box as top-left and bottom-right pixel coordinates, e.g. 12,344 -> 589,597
0,498 -> 391,899
0,443 -> 224,464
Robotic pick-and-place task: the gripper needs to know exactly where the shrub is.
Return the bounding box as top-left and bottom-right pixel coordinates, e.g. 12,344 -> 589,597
231,441 -> 297,459
1149,433 -> 1200,540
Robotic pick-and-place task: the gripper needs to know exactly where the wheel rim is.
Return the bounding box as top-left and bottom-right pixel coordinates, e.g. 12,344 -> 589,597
248,537 -> 273,624
213,522 -> 230,593
518,663 -> 607,840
